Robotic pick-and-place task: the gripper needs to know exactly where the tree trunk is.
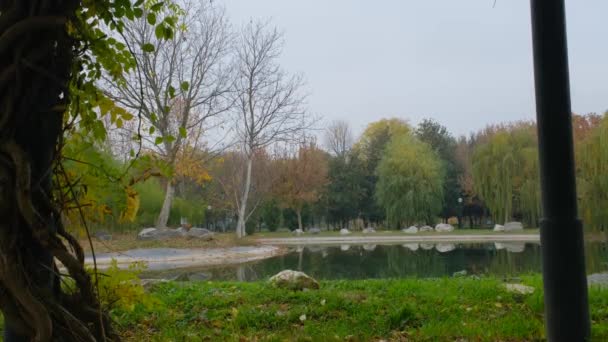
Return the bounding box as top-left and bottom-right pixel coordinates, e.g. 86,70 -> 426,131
296,208 -> 303,231
156,180 -> 175,228
236,156 -> 253,238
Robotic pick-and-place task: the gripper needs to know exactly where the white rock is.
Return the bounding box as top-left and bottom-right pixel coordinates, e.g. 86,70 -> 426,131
299,314 -> 307,322
308,227 -> 321,234
293,228 -> 304,236
505,283 -> 534,295
402,226 -> 418,234
493,224 -> 505,232
504,222 -> 524,231
419,225 -> 434,232
339,228 -> 351,235
435,223 -> 454,232
340,244 -> 351,251
362,227 -> 376,234
269,270 -> 319,290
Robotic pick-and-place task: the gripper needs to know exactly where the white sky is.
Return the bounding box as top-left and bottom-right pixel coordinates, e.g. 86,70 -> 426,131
221,0 -> 608,138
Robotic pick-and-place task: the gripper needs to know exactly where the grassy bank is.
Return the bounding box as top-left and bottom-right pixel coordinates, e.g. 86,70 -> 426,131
113,275 -> 608,341
82,229 -> 541,253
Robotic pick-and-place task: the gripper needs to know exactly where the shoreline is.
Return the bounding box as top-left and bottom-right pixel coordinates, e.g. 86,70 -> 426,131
85,245 -> 286,270
256,233 -> 540,245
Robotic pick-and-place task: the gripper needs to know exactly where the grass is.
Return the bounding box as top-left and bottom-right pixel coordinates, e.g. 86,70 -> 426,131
112,275 -> 608,341
80,229 -> 541,253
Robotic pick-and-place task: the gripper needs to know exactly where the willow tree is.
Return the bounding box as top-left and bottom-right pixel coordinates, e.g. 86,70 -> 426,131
375,134 -> 444,228
0,1 -> 174,340
352,118 -> 410,224
471,124 -> 541,226
576,112 -> 608,231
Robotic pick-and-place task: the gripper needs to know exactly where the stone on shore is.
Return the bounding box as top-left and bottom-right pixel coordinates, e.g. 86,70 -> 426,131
493,224 -> 505,232
339,228 -> 351,235
309,227 -> 321,234
435,223 -> 454,232
419,225 -> 434,232
137,227 -> 183,240
269,270 -> 319,290
504,222 -> 524,231
362,227 -> 376,234
402,226 -> 418,234
293,229 -> 304,236
185,227 -> 214,240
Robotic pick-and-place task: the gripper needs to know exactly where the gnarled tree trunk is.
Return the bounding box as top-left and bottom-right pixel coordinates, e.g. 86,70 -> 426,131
0,1 -> 116,341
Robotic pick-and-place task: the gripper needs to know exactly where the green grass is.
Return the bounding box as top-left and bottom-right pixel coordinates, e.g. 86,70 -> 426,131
112,275 -> 608,341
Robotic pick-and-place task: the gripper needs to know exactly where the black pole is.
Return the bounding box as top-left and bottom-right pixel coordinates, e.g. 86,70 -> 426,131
529,1 -> 590,340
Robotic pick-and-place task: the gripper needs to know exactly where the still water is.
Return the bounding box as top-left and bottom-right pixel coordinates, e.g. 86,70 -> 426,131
142,242 -> 608,282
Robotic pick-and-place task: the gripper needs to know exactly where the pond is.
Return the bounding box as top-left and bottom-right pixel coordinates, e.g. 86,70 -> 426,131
141,242 -> 608,282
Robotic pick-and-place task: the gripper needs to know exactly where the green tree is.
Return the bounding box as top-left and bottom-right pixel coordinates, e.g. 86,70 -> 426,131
472,124 -> 541,226
325,153 -> 367,228
576,112 -> 608,231
415,119 -> 462,221
353,118 -> 411,224
261,199 -> 281,232
375,134 -> 444,227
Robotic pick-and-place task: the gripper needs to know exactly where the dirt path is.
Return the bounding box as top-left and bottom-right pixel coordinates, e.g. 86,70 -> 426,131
256,234 -> 540,245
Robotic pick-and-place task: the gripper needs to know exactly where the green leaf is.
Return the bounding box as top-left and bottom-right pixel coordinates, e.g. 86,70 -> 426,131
165,135 -> 176,143
147,12 -> 156,25
151,2 -> 165,12
133,8 -> 143,18
142,43 -> 155,53
155,136 -> 163,145
179,127 -> 187,138
116,118 -> 123,128
180,81 -> 189,92
149,126 -> 156,135
168,85 -> 176,99
155,24 -> 164,39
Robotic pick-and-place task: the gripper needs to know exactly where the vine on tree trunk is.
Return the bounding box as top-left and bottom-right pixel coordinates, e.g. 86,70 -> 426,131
0,0 -> 178,340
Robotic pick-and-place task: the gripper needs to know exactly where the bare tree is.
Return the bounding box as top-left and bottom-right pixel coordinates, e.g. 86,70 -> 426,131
324,120 -> 353,157
104,1 -> 232,228
232,20 -> 309,238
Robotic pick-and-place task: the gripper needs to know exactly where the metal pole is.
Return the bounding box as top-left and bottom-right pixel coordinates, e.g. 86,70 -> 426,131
529,1 -> 590,340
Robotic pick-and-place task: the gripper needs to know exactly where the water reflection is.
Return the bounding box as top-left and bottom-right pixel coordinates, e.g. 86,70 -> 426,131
436,243 -> 456,253
494,242 -> 526,253
402,243 -> 419,251
141,242 -> 608,282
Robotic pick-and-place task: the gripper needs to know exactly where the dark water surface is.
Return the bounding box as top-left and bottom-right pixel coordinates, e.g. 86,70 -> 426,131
142,242 -> 608,282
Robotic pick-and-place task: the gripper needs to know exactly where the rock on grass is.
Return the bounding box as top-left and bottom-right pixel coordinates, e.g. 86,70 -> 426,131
269,270 -> 319,290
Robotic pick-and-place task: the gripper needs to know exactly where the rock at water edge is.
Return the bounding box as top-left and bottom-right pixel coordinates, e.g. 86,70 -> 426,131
504,222 -> 523,231
339,228 -> 351,235
419,225 -> 434,232
435,223 -> 454,232
402,226 -> 418,234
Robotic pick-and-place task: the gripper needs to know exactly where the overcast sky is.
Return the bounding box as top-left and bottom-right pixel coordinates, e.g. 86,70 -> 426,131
222,0 -> 607,138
